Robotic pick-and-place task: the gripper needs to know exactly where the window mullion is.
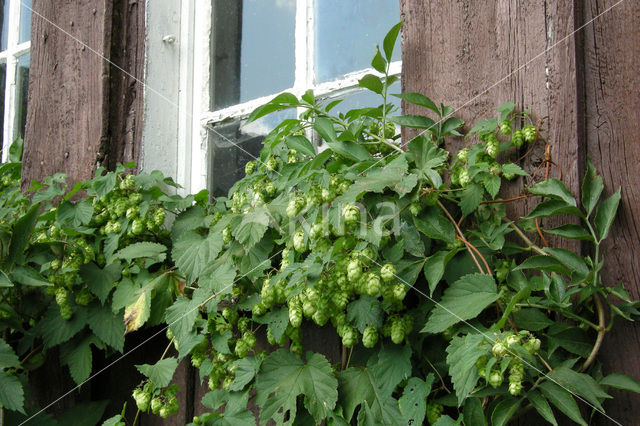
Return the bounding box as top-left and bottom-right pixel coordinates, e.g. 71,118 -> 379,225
2,0 -> 21,160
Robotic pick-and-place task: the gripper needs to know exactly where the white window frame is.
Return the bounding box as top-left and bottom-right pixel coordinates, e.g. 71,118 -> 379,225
0,0 -> 30,162
143,0 -> 400,195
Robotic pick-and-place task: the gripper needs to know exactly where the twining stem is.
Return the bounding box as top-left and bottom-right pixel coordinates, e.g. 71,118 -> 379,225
508,222 -> 547,256
457,235 -> 492,276
160,338 -> 175,361
581,292 -> 607,372
341,345 -> 347,370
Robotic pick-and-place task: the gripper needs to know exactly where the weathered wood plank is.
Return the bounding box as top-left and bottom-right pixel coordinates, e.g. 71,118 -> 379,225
21,0 -> 112,188
581,0 -> 640,422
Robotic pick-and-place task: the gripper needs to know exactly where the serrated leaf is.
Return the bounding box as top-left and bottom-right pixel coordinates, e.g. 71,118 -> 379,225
527,390 -> 558,425
491,397 -> 521,426
413,208 -> 455,244
459,183 -> 484,217
594,189 -> 621,241
581,158 -> 603,216
79,262 -> 121,304
285,135 -> 315,158
422,273 -> 499,334
247,92 -> 300,123
538,381 -> 587,426
0,371 -> 24,413
346,296 -> 382,333
525,199 -> 584,219
56,200 -> 94,227
337,367 -> 402,423
512,309 -> 554,331
389,115 -> 436,130
172,231 -> 224,282
501,162 -> 528,177
136,357 -> 178,388
399,375 -> 433,425
514,256 -> 568,275
445,333 -> 484,404
463,397 -> 486,426
115,242 -> 166,263
467,118 -> 497,136
544,224 -> 593,241
165,296 -> 200,341
391,92 -> 439,115
229,356 -> 262,392
407,135 -> 449,180
547,326 -> 592,357
10,265 -> 50,287
199,262 -> 236,296
600,373 -> 640,393
371,345 -> 412,395
528,179 -> 576,206
543,248 -> 589,277
60,336 -> 94,385
358,74 -> 384,94
424,250 -> 454,296
253,306 -> 289,342
123,290 -> 150,334
87,305 -> 125,352
0,338 -> 20,368
497,102 -> 515,122
38,304 -> 87,348
549,367 -> 611,412
441,117 -> 464,135
57,400 -> 109,426
256,349 -> 338,425
8,203 -> 40,264
483,174 -> 501,198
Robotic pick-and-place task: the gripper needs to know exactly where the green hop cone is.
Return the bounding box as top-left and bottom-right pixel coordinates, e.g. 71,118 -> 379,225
380,263 -> 396,282
511,129 -> 524,148
150,397 -> 162,415
244,161 -> 256,175
390,319 -> 405,344
341,326 -> 357,348
492,341 -> 507,357
365,273 -> 381,297
488,370 -> 504,388
456,148 -> 469,163
133,388 -> 151,412
292,229 -> 306,252
522,125 -> 537,142
426,402 -> 443,425
409,201 -> 422,216
362,326 -> 378,348
509,381 -> 523,396
347,259 -> 362,283
458,168 -> 470,187
342,203 -> 360,226
289,306 -> 302,328
499,119 -> 512,135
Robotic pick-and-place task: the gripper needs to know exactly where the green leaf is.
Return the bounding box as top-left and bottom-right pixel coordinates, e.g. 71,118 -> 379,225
79,262 -> 121,305
527,390 -> 558,426
525,200 -> 584,219
497,102 -> 515,122
253,306 -> 289,342
407,135 -> 449,179
538,381 -> 587,426
512,309 -> 554,331
422,273 -> 499,334
337,367 -> 402,423
399,376 -> 433,426
463,397 -> 486,426
528,179 -> 576,206
359,74 -> 384,94
483,174 -> 501,199
165,296 -> 200,341
232,208 -> 270,249
136,357 -> 178,388
467,118 -> 497,136
544,247 -> 589,278
547,326 -> 592,358
247,92 -> 300,123
314,117 -> 337,142
372,345 -> 412,395
123,289 -> 151,334
514,256 -> 569,275
501,162 -> 528,177
371,45 -> 386,73
10,265 -> 51,287
391,93 -> 439,115
413,208 -> 455,244
423,250 -> 452,296
600,373 -> 640,393
0,371 -> 24,413
115,242 -> 166,263
229,356 -> 262,392
594,189 -> 621,241
441,117 -> 464,136
8,202 -> 40,264
0,338 -> 20,369
60,335 -> 95,385
56,200 -> 94,227
285,135 -> 315,158
389,115 -> 436,130
38,303 -> 87,348
256,349 -> 338,425
87,305 -> 125,352
544,224 -> 593,241
58,401 -> 109,426
172,231 -> 224,282
383,21 -> 402,61
445,333 -> 484,404
327,139 -> 372,162
491,397 -> 521,426
459,183 -> 484,217
199,262 -> 237,297
581,158 -> 603,216
549,367 -> 611,412
346,296 -> 383,333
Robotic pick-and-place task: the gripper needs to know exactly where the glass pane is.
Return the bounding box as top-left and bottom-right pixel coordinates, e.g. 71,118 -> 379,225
208,109 -> 295,196
0,62 -> 5,150
331,81 -> 401,115
211,0 -> 295,110
0,0 -> 10,51
14,53 -> 28,141
19,0 -> 31,43
315,0 -> 401,82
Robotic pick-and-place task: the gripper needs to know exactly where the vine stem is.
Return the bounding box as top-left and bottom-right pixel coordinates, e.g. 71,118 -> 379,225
508,222 -> 547,256
581,292 -> 607,372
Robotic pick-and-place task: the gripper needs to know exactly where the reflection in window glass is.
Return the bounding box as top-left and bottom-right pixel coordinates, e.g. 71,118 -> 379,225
0,1 -> 10,51
19,0 -> 31,43
14,53 -> 28,141
211,0 -> 295,110
208,109 -> 295,196
315,0 -> 400,82
331,81 -> 401,115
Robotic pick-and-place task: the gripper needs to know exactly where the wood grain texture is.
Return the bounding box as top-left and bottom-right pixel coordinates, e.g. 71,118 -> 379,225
21,0 -> 112,188
581,0 -> 640,422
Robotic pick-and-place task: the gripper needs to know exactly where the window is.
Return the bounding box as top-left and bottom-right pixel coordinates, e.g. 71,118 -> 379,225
0,0 -> 30,161
142,0 -> 400,195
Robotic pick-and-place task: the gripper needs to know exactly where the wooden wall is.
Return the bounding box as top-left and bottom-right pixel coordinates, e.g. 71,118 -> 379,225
400,0 -> 640,423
